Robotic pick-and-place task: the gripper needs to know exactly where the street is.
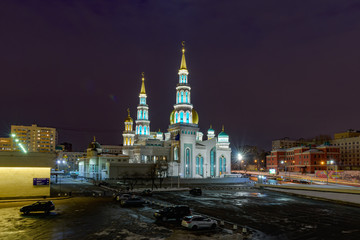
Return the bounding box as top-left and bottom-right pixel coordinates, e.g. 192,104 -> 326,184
1,180 -> 360,240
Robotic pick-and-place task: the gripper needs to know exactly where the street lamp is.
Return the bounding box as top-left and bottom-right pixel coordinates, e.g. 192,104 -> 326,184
326,160 -> 334,185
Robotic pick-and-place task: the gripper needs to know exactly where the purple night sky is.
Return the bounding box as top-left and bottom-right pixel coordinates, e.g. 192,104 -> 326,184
1,0 -> 360,151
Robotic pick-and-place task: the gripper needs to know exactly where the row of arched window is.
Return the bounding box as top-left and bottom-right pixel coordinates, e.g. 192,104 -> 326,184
124,137 -> 133,146
176,90 -> 191,104
125,123 -> 132,131
179,74 -> 187,84
136,125 -> 149,135
137,109 -> 148,120
175,111 -> 191,124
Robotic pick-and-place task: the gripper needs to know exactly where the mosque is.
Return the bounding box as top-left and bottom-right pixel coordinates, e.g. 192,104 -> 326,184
121,44 -> 232,178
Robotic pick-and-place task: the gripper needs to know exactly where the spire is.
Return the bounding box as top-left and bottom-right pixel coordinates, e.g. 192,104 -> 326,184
140,72 -> 146,94
180,41 -> 187,70
93,136 -> 96,142
127,108 -> 130,117
222,125 -> 224,132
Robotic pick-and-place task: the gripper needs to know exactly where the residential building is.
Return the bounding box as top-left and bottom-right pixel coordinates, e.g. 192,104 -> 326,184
330,136 -> 360,169
272,137 -> 309,150
0,138 -> 12,151
334,129 -> 360,140
266,145 -> 340,174
10,124 -> 57,153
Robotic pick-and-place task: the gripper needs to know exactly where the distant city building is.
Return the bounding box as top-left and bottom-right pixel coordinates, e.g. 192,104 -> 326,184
56,151 -> 86,172
271,137 -> 309,150
0,138 -> 12,151
57,142 -> 73,152
334,129 -> 360,140
330,135 -> 360,169
266,145 -> 340,174
8,124 -> 57,153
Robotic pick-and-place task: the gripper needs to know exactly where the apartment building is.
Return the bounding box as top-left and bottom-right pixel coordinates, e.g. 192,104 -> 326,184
10,124 -> 57,153
0,138 -> 12,151
331,136 -> 360,169
272,137 -> 309,150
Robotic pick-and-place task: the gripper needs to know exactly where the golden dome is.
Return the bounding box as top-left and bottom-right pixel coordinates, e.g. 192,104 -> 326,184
125,108 -> 133,123
170,110 -> 175,124
192,109 -> 199,124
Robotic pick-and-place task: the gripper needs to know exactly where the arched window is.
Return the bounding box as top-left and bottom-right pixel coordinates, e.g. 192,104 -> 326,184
139,126 -> 142,135
185,91 -> 188,103
219,156 -> 226,175
186,148 -> 190,177
177,92 -> 180,103
210,147 -> 216,177
144,126 -> 147,135
129,138 -> 132,145
196,156 -> 199,174
175,112 -> 178,123
181,91 -> 184,103
184,75 -> 187,83
186,111 -> 190,123
136,126 -> 138,134
174,147 -> 178,161
125,138 -> 128,146
180,112 -> 184,123
200,156 -> 204,176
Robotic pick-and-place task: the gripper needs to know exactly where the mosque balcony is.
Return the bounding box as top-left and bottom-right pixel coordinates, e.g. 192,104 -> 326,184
135,120 -> 150,123
176,84 -> 191,90
173,103 -> 193,109
137,105 -> 149,109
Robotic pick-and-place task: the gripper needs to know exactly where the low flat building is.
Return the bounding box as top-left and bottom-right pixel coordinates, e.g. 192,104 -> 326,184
0,151 -> 56,198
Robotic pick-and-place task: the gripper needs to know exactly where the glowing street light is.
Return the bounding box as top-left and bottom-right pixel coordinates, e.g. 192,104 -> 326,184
237,153 -> 243,161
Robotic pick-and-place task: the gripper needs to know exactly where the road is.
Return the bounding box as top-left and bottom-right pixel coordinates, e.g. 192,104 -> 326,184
1,179 -> 360,240
153,187 -> 360,239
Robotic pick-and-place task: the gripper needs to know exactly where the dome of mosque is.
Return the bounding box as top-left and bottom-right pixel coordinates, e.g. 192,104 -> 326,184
192,109 -> 199,124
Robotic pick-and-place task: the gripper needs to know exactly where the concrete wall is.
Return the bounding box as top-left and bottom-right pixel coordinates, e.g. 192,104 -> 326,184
0,167 -> 50,198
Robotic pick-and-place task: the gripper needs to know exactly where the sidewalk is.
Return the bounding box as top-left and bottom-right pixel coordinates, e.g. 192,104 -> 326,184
258,183 -> 360,206
0,196 -> 71,204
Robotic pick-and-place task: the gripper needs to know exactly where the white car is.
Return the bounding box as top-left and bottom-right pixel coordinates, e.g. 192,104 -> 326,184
181,215 -> 217,230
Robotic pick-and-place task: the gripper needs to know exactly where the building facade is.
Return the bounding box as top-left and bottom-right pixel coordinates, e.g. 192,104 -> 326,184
330,135 -> 360,169
0,138 -> 12,151
266,145 -> 340,174
272,137 -> 309,150
121,44 -> 232,178
9,124 -> 57,153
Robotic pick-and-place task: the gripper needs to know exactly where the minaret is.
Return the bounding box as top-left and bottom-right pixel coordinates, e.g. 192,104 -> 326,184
123,108 -> 135,146
170,41 -> 199,125
135,73 -> 150,137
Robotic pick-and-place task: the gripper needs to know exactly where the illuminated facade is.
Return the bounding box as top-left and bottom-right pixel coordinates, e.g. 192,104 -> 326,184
0,138 -> 12,151
9,124 -> 57,153
266,145 -> 340,174
122,44 -> 232,178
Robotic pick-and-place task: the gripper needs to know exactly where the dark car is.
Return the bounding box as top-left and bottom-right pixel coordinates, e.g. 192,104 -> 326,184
189,188 -> 202,196
154,205 -> 191,221
120,196 -> 145,207
140,189 -> 152,197
114,193 -> 132,201
300,180 -> 310,184
20,201 -> 55,215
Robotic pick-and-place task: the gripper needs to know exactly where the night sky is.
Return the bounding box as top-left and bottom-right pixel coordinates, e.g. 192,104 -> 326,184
1,0 -> 360,151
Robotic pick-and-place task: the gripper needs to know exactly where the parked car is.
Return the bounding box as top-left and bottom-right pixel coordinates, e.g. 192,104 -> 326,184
114,193 -> 132,201
181,215 -> 217,230
140,189 -> 152,197
189,188 -> 202,196
154,205 -> 191,221
20,201 -> 55,215
120,196 -> 145,207
300,180 -> 310,184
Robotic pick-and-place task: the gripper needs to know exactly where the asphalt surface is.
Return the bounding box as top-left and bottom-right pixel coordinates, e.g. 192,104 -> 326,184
1,178 -> 360,240
153,188 -> 360,240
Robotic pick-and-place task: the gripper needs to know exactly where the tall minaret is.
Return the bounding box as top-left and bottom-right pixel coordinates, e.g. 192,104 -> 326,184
170,41 -> 199,125
135,72 -> 150,137
123,108 -> 135,146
